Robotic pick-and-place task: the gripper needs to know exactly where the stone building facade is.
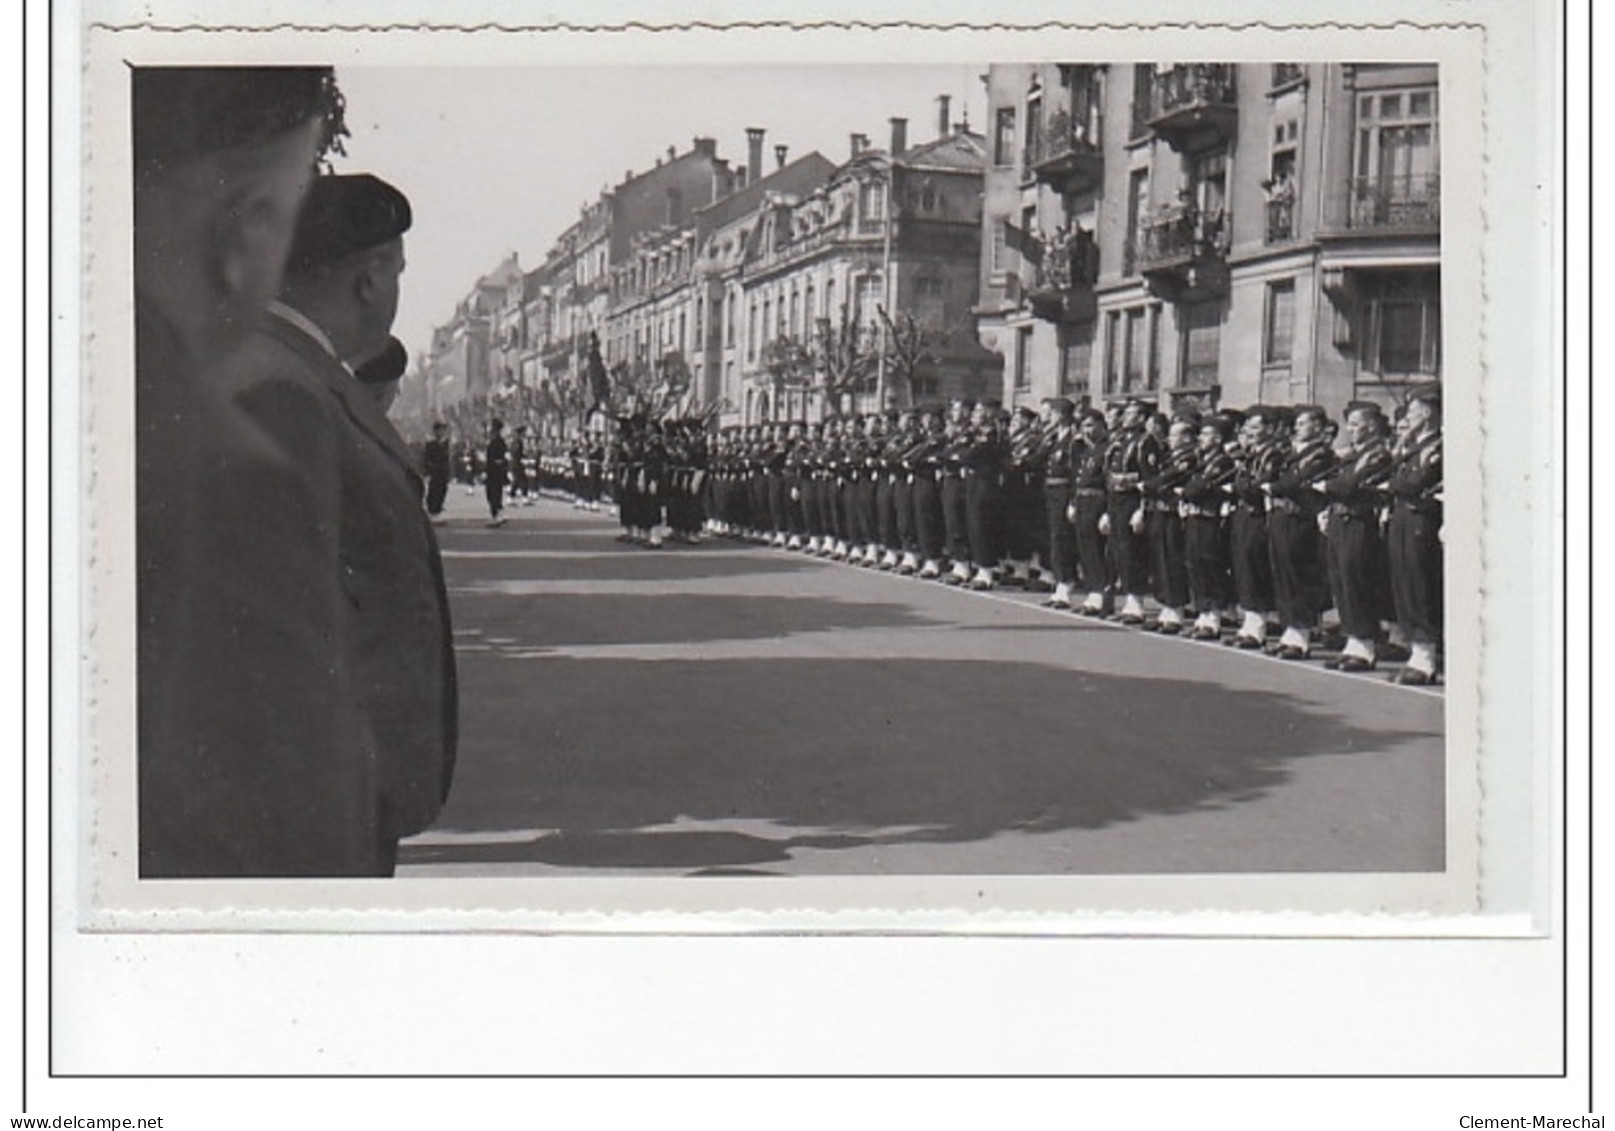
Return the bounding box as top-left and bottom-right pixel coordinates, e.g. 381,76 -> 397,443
976,62 -> 1441,417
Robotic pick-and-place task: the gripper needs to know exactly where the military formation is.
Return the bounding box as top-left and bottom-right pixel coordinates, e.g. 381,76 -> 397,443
538,388 -> 1444,686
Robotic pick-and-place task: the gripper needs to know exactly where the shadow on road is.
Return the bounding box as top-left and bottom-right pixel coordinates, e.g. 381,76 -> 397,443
403,654 -> 1438,872
446,550 -> 818,585
449,592 -> 939,649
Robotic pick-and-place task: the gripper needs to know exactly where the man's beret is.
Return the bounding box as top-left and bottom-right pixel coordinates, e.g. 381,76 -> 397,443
132,66 -> 338,166
354,335 -> 407,386
287,173 -> 412,274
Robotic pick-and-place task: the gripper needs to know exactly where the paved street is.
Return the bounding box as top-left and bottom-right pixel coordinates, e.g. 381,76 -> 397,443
398,487 -> 1445,877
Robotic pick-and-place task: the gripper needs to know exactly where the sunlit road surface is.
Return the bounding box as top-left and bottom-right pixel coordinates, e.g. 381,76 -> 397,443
398,489 -> 1444,878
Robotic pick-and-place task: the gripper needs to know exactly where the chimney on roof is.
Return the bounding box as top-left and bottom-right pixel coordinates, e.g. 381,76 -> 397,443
693,135 -> 717,157
746,127 -> 765,185
937,94 -> 952,138
735,166 -> 748,190
850,132 -> 869,160
774,143 -> 788,170
889,116 -> 908,156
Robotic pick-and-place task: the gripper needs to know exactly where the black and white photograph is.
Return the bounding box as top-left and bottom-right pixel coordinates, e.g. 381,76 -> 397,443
43,2 -> 1577,1106
123,57 -> 1465,893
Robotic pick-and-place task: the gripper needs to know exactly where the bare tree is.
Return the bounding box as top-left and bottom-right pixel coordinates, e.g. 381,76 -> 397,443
876,305 -> 953,409
759,334 -> 815,422
813,305 -> 878,416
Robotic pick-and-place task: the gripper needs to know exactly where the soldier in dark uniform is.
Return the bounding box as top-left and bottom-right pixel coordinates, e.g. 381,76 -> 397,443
1102,399 -> 1157,624
842,414 -> 873,564
1321,402 -> 1396,672
422,421 -> 452,519
1002,404 -> 1046,590
1386,384 -> 1444,684
1037,397 -> 1079,609
873,410 -> 903,569
912,404 -> 951,578
1264,405 -> 1338,659
962,400 -> 1007,590
1226,407 -> 1282,648
484,418 -> 510,527
939,398 -> 975,584
1141,413 -> 1201,633
780,421 -> 808,549
1180,412 -> 1239,640
508,424 -> 530,506
1069,408 -> 1113,615
889,409 -> 925,573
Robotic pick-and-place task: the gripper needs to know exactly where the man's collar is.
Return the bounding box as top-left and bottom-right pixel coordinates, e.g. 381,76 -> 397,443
268,300 -> 350,373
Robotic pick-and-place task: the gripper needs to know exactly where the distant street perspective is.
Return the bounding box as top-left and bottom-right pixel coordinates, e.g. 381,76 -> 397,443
398,489 -> 1443,878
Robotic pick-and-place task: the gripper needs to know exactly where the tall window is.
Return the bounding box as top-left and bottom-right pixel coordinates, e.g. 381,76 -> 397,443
804,281 -> 815,330
1362,271 -> 1441,378
1262,281 -> 1295,366
725,291 -> 736,347
1352,87 -> 1439,228
855,275 -> 883,326
859,181 -> 886,232
1182,299 -> 1223,387
1059,321 -> 1094,397
1023,92 -> 1043,169
1123,306 -> 1149,392
748,300 -> 758,360
1014,326 -> 1033,391
993,106 -> 1016,166
990,218 -> 1008,274
1125,168 -> 1149,272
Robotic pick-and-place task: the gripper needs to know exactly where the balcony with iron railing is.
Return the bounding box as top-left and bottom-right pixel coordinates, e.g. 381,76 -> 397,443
1339,174 -> 1441,235
1026,230 -> 1102,324
1265,197 -> 1297,244
1135,64 -> 1238,151
1023,107 -> 1105,195
1133,206 -> 1231,302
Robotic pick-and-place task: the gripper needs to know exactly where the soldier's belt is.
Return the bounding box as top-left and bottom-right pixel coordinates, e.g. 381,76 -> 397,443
1044,477 -> 1072,487
1071,487 -> 1106,498
1180,503 -> 1220,518
1267,498 -> 1312,516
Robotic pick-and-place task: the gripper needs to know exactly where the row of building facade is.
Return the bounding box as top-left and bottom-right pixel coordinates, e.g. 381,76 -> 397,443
407,62 -> 1440,435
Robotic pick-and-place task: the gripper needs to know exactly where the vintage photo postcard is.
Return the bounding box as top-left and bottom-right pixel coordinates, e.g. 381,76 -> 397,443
42,0 -> 1576,1096
66,10 -> 1542,941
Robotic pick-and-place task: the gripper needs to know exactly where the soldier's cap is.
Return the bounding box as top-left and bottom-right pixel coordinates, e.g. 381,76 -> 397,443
883,409 -> 901,422
1271,405 -> 1297,426
949,396 -> 976,410
1043,396 -> 1076,416
1123,398 -> 1149,412
1171,406 -> 1203,427
354,336 -> 407,386
977,398 -> 1002,411
286,173 -> 413,275
1014,404 -> 1038,419
1201,414 -> 1237,438
1293,403 -> 1330,424
1078,407 -> 1108,426
1345,399 -> 1386,418
131,66 -> 339,167
1407,382 -> 1442,411
432,420 -> 448,432
1240,405 -> 1276,424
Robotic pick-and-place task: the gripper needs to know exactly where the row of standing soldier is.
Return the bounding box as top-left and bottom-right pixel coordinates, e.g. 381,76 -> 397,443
562,388 -> 1442,686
